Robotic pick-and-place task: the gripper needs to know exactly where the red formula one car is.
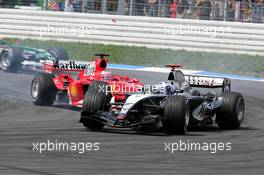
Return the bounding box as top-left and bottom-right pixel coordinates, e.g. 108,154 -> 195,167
30,53 -> 143,107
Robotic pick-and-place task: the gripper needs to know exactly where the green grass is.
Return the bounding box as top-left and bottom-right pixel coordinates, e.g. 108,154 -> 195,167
4,38 -> 264,77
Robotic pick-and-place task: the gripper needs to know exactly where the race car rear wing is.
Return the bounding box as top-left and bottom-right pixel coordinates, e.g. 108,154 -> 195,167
184,74 -> 231,92
43,60 -> 91,73
165,64 -> 231,92
43,57 -> 108,74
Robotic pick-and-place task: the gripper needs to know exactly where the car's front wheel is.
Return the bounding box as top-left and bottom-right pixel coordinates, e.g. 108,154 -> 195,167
31,73 -> 57,106
216,92 -> 245,129
81,81 -> 111,130
163,95 -> 190,135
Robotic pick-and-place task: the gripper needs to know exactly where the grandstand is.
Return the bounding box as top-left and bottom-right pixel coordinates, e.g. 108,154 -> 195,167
0,0 -> 263,23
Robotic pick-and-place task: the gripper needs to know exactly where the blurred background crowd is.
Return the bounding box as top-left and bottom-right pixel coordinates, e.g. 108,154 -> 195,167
0,0 -> 263,23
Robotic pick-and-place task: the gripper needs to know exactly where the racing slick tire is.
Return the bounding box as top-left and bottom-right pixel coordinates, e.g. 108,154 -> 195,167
216,92 -> 245,129
0,49 -> 21,73
81,81 -> 111,130
31,73 -> 57,106
47,47 -> 69,61
163,95 -> 190,135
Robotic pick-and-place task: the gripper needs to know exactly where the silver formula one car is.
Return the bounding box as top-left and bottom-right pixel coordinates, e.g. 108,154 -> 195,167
80,64 -> 245,135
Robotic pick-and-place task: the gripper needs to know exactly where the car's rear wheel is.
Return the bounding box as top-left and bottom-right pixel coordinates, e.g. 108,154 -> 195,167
81,81 -> 111,130
0,50 -> 21,72
163,95 -> 190,135
31,73 -> 57,106
216,92 -> 245,129
47,47 -> 69,61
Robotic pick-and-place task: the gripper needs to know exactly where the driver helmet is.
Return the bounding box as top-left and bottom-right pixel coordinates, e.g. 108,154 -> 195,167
205,91 -> 216,102
101,70 -> 112,80
15,40 -> 22,45
156,82 -> 175,95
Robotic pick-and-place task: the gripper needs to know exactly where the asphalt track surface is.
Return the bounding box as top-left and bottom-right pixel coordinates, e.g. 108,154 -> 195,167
0,69 -> 263,175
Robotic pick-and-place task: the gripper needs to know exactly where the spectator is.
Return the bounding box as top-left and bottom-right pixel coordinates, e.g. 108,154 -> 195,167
58,0 -> 65,11
143,0 -> 159,17
149,0 -> 159,16
196,0 -> 212,20
240,0 -> 251,22
65,0 -> 73,12
160,0 -> 171,17
72,0 -> 79,12
189,0 -> 197,15
251,0 -> 263,23
177,0 -> 189,18
170,0 -> 178,18
225,0 -> 236,21
234,0 -> 242,21
124,0 -> 129,15
143,0 -> 149,16
134,0 -> 146,16
213,0 -> 225,20
48,0 -> 59,11
214,1 -> 221,20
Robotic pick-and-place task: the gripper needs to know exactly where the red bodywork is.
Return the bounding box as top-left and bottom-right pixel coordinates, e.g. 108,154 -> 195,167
43,57 -> 143,107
